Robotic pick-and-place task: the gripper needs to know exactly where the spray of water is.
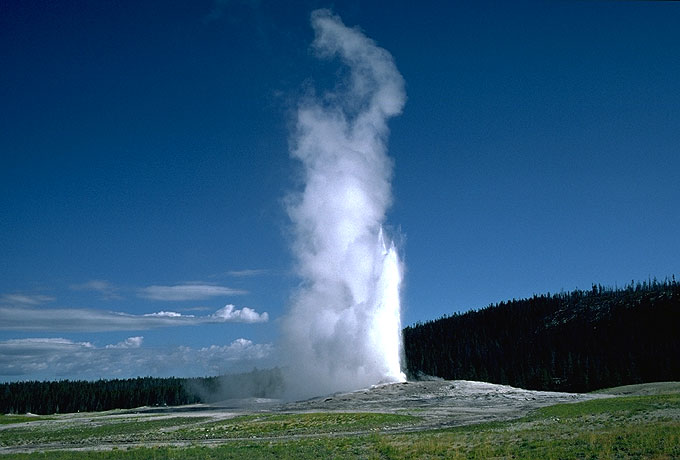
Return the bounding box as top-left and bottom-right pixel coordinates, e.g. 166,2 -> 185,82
282,9 -> 406,399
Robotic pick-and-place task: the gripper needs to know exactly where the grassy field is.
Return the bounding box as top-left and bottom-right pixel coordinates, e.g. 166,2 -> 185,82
0,416 -> 52,426
0,416 -> 211,447
382,393 -> 680,459
173,412 -> 419,440
1,387 -> 679,459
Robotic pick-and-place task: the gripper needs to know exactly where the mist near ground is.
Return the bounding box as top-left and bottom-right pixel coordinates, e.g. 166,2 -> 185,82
184,368 -> 285,404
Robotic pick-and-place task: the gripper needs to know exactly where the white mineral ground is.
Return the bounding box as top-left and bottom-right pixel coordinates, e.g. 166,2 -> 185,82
275,379 -> 606,429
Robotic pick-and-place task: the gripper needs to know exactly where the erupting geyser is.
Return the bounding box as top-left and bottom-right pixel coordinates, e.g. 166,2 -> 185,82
282,9 -> 406,399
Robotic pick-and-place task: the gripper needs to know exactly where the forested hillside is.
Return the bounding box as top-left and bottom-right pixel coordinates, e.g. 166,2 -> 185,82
403,278 -> 680,393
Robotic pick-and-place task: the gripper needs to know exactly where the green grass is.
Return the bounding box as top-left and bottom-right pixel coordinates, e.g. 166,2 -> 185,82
591,381 -> 680,396
0,417 -> 210,447
380,394 -> 680,459
0,438 -> 379,460
174,412 -> 419,439
1,394 -> 679,459
536,393 -> 680,419
380,421 -> 680,460
0,415 -> 52,425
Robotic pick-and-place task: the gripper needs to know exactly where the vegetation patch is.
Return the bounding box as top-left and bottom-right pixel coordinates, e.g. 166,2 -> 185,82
593,381 -> 680,396
381,420 -> 680,460
0,415 -> 54,425
175,412 -> 419,439
0,416 -> 209,447
535,393 -> 680,419
0,438 -> 378,460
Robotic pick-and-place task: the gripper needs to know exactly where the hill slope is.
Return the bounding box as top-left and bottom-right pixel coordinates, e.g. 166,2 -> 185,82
403,278 -> 680,392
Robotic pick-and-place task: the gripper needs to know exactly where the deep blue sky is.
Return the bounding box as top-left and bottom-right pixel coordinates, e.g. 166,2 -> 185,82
1,0 -> 678,382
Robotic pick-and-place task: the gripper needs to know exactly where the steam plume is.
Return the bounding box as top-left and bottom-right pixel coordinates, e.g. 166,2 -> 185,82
282,9 -> 406,398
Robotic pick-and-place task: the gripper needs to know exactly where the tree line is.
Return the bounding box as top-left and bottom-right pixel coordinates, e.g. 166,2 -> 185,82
403,277 -> 680,393
0,377 -> 198,415
0,368 -> 283,415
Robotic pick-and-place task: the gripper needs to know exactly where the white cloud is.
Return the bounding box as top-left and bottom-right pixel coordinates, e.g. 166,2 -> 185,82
182,306 -> 212,312
194,339 -> 273,375
207,338 -> 270,360
0,293 -> 54,306
0,304 -> 269,332
139,284 -> 247,301
0,337 -> 273,380
105,336 -> 143,349
212,304 -> 268,323
0,338 -> 95,376
143,311 -> 189,318
0,337 -> 94,351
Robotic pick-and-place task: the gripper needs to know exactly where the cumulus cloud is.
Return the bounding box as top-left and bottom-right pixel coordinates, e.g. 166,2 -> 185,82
105,336 -> 144,349
139,284 -> 247,301
212,304 -> 268,323
0,337 -> 272,380
0,304 -> 269,332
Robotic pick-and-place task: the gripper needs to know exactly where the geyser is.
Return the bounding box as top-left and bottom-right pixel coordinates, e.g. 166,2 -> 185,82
282,9 -> 406,399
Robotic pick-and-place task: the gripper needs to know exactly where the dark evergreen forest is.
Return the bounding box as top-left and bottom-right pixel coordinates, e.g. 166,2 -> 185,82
0,368 -> 283,415
0,377 -> 197,415
403,278 -> 680,393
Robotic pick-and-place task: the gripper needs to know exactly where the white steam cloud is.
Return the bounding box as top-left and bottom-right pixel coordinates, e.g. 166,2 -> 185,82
282,9 -> 406,399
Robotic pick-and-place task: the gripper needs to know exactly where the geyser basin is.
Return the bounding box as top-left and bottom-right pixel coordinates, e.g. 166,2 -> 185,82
282,9 -> 406,399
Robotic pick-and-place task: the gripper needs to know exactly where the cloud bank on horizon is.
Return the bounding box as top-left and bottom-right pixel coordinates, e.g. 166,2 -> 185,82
0,336 -> 271,381
0,277 -> 270,379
